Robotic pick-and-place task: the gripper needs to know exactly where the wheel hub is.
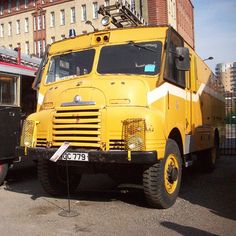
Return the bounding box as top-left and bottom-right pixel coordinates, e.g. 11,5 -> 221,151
167,165 -> 178,183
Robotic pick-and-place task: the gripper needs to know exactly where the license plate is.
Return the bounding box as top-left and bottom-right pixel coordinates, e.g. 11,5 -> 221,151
62,152 -> 88,161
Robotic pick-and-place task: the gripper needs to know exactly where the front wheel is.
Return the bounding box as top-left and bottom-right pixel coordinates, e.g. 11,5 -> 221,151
0,162 -> 9,185
143,139 -> 182,209
38,159 -> 81,196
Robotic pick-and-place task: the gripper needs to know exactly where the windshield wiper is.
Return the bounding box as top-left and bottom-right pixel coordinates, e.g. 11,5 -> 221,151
129,41 -> 156,53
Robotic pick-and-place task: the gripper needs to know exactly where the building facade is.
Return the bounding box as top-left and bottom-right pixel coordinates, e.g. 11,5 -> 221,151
215,62 -> 236,93
0,0 -> 194,57
147,0 -> 194,48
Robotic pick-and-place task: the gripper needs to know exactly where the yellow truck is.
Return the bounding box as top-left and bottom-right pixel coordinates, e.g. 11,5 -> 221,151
17,6 -> 225,208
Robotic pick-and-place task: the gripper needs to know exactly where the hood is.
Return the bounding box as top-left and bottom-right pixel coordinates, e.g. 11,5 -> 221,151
42,78 -> 149,108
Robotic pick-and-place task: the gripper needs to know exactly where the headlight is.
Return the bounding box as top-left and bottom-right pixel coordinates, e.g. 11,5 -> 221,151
101,15 -> 111,27
127,135 -> 144,151
123,118 -> 146,151
20,120 -> 38,148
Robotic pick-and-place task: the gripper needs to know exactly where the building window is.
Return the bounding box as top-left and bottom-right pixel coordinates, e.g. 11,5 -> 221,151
16,20 -> 21,34
71,7 -> 76,23
8,22 -> 12,36
93,2 -> 98,19
51,36 -> 55,43
130,0 -> 135,11
42,40 -> 46,53
34,41 -> 37,55
38,15 -> 41,30
104,0 -> 110,6
0,24 -> 4,37
33,16 -> 36,31
60,9 -> 65,25
25,41 -> 29,55
81,5 -> 87,21
25,18 -> 29,33
42,15 -> 46,29
16,0 -> 20,11
0,5 -> 3,15
24,0 -> 28,9
50,12 -> 55,27
8,0 -> 12,13
38,40 -> 42,57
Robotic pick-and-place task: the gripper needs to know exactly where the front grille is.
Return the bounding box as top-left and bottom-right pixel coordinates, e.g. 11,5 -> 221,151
36,138 -> 47,147
109,139 -> 125,150
52,107 -> 101,149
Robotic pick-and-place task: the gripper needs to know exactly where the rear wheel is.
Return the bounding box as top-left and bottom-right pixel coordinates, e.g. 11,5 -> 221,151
200,135 -> 219,172
143,139 -> 182,209
200,147 -> 217,172
0,162 -> 8,185
38,159 -> 81,196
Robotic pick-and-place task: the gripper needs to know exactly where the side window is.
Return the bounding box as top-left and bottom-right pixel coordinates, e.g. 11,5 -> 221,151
164,30 -> 186,88
0,75 -> 18,106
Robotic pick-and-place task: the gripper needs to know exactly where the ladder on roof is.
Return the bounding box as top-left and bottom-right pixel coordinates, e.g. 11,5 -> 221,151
0,46 -> 41,68
98,0 -> 146,28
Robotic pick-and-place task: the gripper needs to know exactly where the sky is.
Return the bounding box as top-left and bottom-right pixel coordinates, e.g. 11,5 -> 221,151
193,0 -> 236,71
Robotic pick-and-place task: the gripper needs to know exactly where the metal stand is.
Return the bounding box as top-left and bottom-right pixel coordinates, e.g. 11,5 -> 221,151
58,157 -> 79,217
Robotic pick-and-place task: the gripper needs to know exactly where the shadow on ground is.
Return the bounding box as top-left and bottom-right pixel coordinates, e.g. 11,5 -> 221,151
160,221 -> 218,236
3,156 -> 236,220
179,155 -> 236,221
5,162 -> 147,207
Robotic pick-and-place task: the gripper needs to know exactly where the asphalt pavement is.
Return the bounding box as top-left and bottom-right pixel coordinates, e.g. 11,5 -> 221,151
0,155 -> 236,236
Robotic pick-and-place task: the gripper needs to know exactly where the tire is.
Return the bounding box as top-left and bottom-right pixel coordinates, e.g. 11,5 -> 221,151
200,147 -> 217,173
38,159 -> 81,196
143,139 -> 182,209
0,162 -> 8,185
200,135 -> 219,173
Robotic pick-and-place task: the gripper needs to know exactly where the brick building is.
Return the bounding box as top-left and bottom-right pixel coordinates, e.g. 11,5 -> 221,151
148,0 -> 194,48
0,0 -> 194,57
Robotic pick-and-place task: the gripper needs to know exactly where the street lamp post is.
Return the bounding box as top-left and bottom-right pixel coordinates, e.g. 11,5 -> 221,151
203,56 -> 214,61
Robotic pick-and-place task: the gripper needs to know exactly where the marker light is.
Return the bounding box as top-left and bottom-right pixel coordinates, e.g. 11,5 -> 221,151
101,15 -> 111,27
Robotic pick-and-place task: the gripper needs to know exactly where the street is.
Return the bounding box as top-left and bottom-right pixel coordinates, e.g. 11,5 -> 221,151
0,156 -> 236,236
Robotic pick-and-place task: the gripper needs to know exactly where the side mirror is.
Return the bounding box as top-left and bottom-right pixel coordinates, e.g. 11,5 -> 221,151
175,47 -> 190,71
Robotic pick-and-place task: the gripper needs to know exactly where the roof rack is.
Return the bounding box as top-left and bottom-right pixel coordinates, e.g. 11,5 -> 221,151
98,0 -> 146,28
0,46 -> 41,68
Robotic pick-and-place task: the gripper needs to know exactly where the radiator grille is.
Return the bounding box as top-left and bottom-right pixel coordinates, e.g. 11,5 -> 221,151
36,138 -> 47,147
52,107 -> 101,149
109,139 -> 125,150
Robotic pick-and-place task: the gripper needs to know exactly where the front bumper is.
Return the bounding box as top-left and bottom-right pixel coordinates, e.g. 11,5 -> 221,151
16,147 -> 158,164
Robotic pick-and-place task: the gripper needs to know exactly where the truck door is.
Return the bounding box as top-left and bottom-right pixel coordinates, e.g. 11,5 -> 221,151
0,74 -> 21,161
185,55 -> 196,135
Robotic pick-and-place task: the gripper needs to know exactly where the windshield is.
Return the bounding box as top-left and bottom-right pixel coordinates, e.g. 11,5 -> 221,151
45,49 -> 95,84
98,41 -> 162,75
